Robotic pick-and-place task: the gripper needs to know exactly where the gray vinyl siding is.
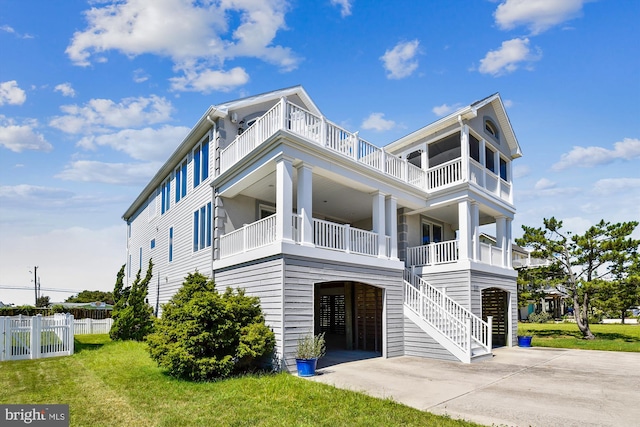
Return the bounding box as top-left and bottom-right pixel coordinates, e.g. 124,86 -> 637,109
213,257 -> 285,359
281,255 -> 405,372
127,130 -> 214,316
421,270 -> 471,310
403,317 -> 457,361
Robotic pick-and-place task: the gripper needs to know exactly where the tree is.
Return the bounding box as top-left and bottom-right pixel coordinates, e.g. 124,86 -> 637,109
593,255 -> 640,323
110,260 -> 155,341
35,295 -> 50,307
65,290 -> 114,305
146,272 -> 275,381
516,218 -> 639,339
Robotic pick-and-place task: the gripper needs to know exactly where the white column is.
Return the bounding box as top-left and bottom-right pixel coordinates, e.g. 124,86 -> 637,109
420,148 -> 428,171
458,199 -> 471,261
471,202 -> 480,261
461,124 -> 469,182
505,218 -> 513,268
385,196 -> 398,259
276,156 -> 293,242
496,216 -> 506,267
372,191 -> 386,258
296,164 -> 313,246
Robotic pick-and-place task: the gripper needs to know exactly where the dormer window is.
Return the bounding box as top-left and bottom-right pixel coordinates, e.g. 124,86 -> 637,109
484,118 -> 499,142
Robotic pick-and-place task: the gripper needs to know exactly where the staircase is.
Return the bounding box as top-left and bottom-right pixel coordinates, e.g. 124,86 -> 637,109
403,269 -> 492,363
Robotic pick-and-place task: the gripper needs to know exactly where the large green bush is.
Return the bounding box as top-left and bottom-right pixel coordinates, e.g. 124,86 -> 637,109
110,260 -> 155,341
146,272 -> 275,381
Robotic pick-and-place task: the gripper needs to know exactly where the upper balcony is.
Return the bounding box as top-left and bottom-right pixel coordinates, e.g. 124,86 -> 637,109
217,97 -> 512,204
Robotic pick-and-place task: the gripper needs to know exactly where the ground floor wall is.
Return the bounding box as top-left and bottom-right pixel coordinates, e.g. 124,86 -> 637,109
471,270 -> 518,347
403,317 -> 458,361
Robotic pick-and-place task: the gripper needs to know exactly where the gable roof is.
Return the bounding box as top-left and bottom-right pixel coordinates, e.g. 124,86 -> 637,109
385,93 -> 523,159
122,86 -> 318,221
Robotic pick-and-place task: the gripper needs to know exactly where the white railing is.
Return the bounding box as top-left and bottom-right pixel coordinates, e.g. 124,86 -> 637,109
219,214 -> 277,258
427,158 -> 463,190
312,218 -> 379,257
403,269 -> 491,361
74,318 -> 113,335
0,314 -> 74,361
406,241 -> 458,266
218,98 -> 513,204
479,242 -> 504,267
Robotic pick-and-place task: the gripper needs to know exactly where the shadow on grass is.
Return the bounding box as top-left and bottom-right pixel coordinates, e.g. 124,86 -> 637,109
531,329 -> 640,342
74,335 -> 111,353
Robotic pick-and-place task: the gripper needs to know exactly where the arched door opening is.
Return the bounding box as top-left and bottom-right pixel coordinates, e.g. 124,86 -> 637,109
315,281 -> 383,359
482,287 -> 509,347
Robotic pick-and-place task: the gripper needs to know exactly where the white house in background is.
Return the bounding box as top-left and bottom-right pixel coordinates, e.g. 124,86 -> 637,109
123,86 -> 522,371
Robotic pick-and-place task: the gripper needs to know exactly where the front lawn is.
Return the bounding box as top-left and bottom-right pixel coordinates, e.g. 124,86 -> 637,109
0,335 -> 479,427
518,322 -> 640,352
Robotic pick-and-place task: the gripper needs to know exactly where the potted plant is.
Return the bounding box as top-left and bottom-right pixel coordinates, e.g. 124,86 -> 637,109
517,325 -> 533,347
295,332 -> 326,377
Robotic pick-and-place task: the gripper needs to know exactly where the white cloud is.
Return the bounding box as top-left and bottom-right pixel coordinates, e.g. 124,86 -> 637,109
592,178 -> 640,196
0,80 -> 27,106
361,113 -> 396,132
512,164 -> 531,179
65,0 -> 298,91
133,68 -> 149,83
77,125 -> 190,162
478,38 -> 541,76
169,67 -> 250,93
0,117 -> 52,152
331,0 -> 353,17
380,40 -> 420,79
49,95 -> 173,134
552,138 -> 640,171
54,82 -> 76,97
56,160 -> 161,185
503,99 -> 514,108
432,103 -> 462,117
0,184 -> 75,203
0,24 -> 33,39
534,178 -> 556,190
494,0 -> 586,35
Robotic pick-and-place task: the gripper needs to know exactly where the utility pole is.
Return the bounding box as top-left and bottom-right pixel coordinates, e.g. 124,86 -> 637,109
33,266 -> 38,305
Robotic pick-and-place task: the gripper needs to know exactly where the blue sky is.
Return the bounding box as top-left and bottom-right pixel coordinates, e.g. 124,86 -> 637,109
1,0 -> 639,305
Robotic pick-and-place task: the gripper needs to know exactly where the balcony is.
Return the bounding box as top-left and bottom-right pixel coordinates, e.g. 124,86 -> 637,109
406,241 -> 511,269
219,214 -> 392,260
218,98 -> 510,200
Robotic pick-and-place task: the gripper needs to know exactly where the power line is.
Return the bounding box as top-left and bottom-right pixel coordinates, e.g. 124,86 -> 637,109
0,285 -> 80,293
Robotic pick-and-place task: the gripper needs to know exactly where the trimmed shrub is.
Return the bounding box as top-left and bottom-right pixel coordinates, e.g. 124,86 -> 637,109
528,311 -> 553,323
146,272 -> 275,381
110,260 -> 155,341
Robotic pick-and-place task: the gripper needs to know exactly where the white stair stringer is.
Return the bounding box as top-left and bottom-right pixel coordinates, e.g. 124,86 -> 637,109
403,269 -> 492,363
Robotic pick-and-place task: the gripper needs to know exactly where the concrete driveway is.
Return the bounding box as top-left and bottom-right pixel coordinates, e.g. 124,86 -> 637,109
309,347 -> 640,426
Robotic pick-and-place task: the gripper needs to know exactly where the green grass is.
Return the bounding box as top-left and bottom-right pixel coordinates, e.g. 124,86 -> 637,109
0,335 -> 479,427
518,322 -> 640,352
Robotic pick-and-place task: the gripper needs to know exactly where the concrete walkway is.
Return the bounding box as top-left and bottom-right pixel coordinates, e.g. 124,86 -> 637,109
309,347 -> 640,426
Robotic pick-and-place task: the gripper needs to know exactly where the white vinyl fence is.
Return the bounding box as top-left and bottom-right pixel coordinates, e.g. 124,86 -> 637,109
0,314 -> 74,361
73,318 -> 113,334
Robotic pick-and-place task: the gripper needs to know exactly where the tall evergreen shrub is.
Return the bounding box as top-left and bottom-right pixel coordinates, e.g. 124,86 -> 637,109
110,260 -> 155,341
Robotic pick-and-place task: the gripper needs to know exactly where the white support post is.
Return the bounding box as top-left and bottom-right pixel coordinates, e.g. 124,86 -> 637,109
419,282 -> 425,318
68,314 -> 75,355
381,148 -> 387,174
276,156 -> 294,243
320,116 -> 327,147
352,131 -> 359,161
458,199 -> 472,261
496,216 -> 507,267
296,164 -> 314,246
345,225 -> 351,253
280,97 -> 288,130
372,192 -> 386,258
506,218 -> 513,268
461,124 -> 470,182
385,196 -> 398,259
487,316 -> 493,351
466,316 -> 472,360
479,138 -> 486,187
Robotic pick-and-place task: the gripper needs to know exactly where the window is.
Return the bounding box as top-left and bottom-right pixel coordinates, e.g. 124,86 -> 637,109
484,118 -> 500,142
169,227 -> 174,262
499,157 -> 508,181
193,137 -> 210,188
150,239 -> 155,249
421,220 -> 443,245
259,203 -> 276,219
485,146 -> 495,173
175,160 -> 187,203
193,202 -> 212,252
469,134 -> 480,163
161,178 -> 171,214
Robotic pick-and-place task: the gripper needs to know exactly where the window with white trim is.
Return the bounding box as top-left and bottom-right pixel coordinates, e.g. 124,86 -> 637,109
485,146 -> 496,173
193,137 -> 210,188
161,177 -> 171,214
421,219 -> 443,245
499,157 -> 508,181
175,159 -> 187,203
193,202 -> 212,252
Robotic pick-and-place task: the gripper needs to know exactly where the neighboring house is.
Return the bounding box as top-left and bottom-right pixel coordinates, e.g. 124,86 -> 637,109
123,86 -> 522,371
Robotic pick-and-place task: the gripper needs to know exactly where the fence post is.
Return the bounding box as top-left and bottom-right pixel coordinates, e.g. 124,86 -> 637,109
487,316 -> 493,352
0,317 -> 7,361
31,315 -> 42,360
68,314 -> 75,356
88,318 -> 93,335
